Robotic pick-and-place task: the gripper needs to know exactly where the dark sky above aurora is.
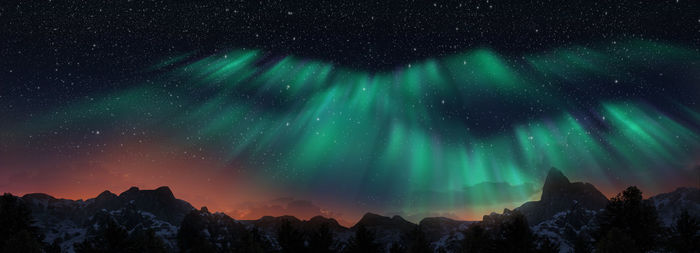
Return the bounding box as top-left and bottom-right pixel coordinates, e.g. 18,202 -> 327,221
1,1 -> 700,225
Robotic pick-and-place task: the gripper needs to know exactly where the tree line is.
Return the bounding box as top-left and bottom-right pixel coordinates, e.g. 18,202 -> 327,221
1,186 -> 698,252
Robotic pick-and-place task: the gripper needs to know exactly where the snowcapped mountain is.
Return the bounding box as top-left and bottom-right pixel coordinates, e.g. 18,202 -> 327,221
512,168 -> 609,252
21,186 -> 194,252
243,214 -> 352,250
351,212 -> 416,246
419,217 -> 473,252
483,168 -> 700,253
15,170 -> 699,253
516,168 -> 608,226
648,187 -> 700,227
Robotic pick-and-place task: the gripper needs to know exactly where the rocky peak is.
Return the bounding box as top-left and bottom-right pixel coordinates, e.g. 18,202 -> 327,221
419,217 -> 459,226
96,190 -> 117,201
307,215 -> 343,230
353,212 -> 416,232
391,215 -> 409,223
93,190 -> 119,210
542,167 -> 571,201
309,215 -> 336,223
21,193 -> 60,211
516,168 -> 608,225
116,186 -> 177,203
353,212 -> 386,227
22,193 -> 56,200
154,186 -> 175,199
87,186 -> 195,225
119,187 -> 140,197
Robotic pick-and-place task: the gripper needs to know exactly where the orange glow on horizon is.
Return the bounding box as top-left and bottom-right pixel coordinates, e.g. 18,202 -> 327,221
2,138 -> 697,228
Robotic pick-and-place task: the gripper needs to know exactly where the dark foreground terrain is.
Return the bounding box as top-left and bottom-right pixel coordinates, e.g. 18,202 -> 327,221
1,168 -> 698,253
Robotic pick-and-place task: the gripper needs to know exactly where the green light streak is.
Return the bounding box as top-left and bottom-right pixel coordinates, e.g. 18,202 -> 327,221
16,39 -> 700,217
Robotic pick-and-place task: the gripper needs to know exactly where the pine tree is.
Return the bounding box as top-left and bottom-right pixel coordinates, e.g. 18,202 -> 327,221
277,219 -> 305,253
0,193 -> 44,253
461,223 -> 491,253
130,229 -> 167,253
572,233 -> 592,253
308,222 -> 334,253
668,209 -> 700,253
45,238 -> 63,253
405,226 -> 431,253
496,211 -> 535,253
594,186 -> 662,252
594,227 -> 637,253
75,219 -> 130,253
536,236 -> 560,253
2,229 -> 44,253
389,242 -> 405,253
241,227 -> 267,253
346,224 -> 381,253
177,210 -> 216,253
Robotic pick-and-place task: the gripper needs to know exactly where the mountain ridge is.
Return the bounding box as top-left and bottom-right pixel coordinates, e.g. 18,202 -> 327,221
516,167 -> 610,225
10,171 -> 700,253
16,177 -> 697,229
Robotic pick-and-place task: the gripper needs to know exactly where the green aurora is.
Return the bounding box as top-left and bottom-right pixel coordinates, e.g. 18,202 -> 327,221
9,39 -> 700,220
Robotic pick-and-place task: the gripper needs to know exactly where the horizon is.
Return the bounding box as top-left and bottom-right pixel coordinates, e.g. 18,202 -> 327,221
3,0 -> 700,233
5,171 -> 697,227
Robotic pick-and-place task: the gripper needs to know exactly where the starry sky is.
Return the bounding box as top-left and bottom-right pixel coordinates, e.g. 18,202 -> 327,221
1,1 -> 700,225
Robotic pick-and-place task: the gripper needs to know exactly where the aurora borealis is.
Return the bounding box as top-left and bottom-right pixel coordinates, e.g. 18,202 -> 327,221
2,1 -> 700,225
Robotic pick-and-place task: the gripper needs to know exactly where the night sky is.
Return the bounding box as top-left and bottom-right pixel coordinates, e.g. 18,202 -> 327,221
2,1 -> 700,225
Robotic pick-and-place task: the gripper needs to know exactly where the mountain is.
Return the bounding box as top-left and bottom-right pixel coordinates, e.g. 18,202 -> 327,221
648,187 -> 700,226
115,186 -> 194,224
244,214 -> 347,234
236,214 -> 352,251
177,207 -> 278,252
517,168 -> 609,226
306,215 -> 348,233
352,212 -> 416,246
482,168 -> 700,253
519,168 -> 609,252
11,171 -> 699,253
479,168 -> 609,252
353,212 -> 416,232
419,217 -> 473,251
21,186 -> 195,252
241,212 -> 469,251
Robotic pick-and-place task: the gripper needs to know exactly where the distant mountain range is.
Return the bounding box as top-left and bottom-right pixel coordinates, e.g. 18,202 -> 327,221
22,186 -> 193,251
16,168 -> 699,252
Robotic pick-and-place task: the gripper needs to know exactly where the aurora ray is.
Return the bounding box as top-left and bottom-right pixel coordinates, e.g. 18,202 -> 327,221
3,38 -> 699,222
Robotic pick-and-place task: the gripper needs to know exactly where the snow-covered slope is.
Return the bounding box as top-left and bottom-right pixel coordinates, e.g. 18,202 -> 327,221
648,187 -> 700,227
18,180 -> 699,253
21,187 -> 194,252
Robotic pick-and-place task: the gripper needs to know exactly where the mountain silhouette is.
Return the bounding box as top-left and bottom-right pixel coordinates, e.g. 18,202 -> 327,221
419,217 -> 473,244
353,212 -> 415,231
516,167 -> 609,225
648,187 -> 700,226
10,169 -> 699,253
21,186 -> 195,252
